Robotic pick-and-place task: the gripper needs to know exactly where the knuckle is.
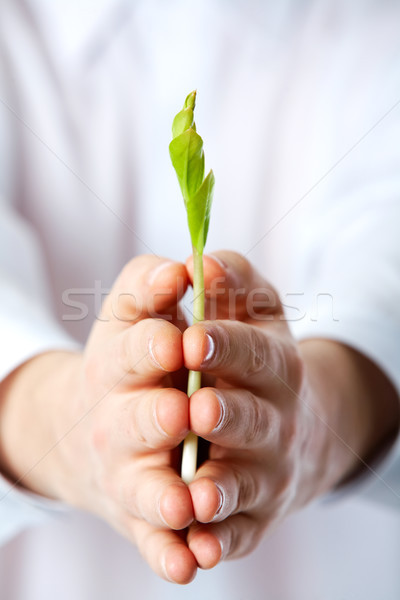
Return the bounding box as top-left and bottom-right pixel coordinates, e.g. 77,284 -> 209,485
292,352 -> 306,392
268,337 -> 287,380
279,408 -> 299,458
213,323 -> 231,367
243,328 -> 268,378
286,343 -> 305,392
233,465 -> 258,513
245,394 -> 266,445
265,338 -> 302,391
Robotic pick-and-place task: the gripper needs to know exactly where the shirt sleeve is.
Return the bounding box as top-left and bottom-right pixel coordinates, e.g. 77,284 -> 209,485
290,12 -> 400,507
0,203 -> 82,544
0,204 -> 81,380
0,203 -> 81,544
0,5 -> 83,545
0,95 -> 80,543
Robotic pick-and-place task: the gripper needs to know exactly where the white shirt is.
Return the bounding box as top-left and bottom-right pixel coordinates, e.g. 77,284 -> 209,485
0,0 -> 399,598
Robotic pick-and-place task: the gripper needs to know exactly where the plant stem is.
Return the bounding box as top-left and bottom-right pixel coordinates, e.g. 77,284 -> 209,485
181,246 -> 204,484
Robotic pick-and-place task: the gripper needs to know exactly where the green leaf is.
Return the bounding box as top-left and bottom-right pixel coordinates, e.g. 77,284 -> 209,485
186,169 -> 215,252
169,128 -> 205,203
172,91 -> 197,139
202,169 -> 214,246
169,90 -> 214,254
172,107 -> 194,138
184,91 -> 196,110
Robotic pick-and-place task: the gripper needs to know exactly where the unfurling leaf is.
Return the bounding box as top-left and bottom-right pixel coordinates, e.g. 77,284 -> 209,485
186,169 -> 215,252
169,128 -> 205,203
169,91 -> 214,254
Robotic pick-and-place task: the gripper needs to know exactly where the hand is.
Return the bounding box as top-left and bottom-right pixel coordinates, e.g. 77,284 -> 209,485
0,252 -> 396,585
182,251 -> 399,568
0,255 -> 198,583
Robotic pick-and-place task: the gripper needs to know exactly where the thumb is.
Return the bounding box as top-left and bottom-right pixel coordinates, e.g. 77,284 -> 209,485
186,250 -> 282,321
88,255 -> 188,348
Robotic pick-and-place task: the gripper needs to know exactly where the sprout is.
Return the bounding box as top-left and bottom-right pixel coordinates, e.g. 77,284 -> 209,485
169,91 -> 215,484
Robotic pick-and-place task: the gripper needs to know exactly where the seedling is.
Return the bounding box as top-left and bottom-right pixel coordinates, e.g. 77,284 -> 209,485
169,91 -> 215,483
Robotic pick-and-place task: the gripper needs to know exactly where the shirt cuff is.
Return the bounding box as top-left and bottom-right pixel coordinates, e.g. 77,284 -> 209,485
291,305 -> 400,508
0,473 -> 70,546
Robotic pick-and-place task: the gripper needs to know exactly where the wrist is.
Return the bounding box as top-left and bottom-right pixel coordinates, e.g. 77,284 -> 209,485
299,339 -> 399,495
0,351 -> 82,500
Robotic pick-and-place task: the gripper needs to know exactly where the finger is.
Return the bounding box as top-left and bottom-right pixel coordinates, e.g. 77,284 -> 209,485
93,255 -> 188,341
184,319 -> 300,392
128,518 -> 197,584
188,514 -> 263,563
119,461 -> 194,530
189,387 -> 279,450
111,387 -> 189,453
86,317 -> 184,387
189,458 -> 268,524
186,523 -> 223,569
186,251 -> 282,321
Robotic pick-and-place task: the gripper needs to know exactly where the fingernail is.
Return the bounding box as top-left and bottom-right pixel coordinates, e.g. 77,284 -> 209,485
161,552 -> 173,582
208,254 -> 228,270
148,261 -> 174,285
208,255 -> 240,288
212,483 -> 225,521
213,392 -> 226,433
153,400 -> 167,437
218,537 -> 225,560
158,495 -> 169,527
148,337 -> 164,370
202,333 -> 215,365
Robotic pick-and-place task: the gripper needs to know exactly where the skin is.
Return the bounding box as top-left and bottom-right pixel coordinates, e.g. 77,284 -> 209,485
0,252 -> 398,585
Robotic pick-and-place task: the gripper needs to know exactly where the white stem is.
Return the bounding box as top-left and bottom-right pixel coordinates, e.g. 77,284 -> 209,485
181,247 -> 204,484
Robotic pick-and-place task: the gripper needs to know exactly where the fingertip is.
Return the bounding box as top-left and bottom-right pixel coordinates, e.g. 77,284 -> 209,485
188,529 -> 223,569
190,388 -> 222,435
156,389 -> 189,438
149,260 -> 188,291
148,260 -> 189,314
190,477 -> 223,523
183,325 -> 210,370
163,543 -> 197,584
160,484 -> 194,530
151,322 -> 183,372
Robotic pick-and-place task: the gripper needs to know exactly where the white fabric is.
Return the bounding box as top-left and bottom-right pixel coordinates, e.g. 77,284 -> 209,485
0,0 -> 399,598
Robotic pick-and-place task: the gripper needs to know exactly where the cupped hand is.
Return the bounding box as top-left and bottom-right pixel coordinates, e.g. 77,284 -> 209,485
3,252 -> 394,584
30,255 -> 199,583
183,251 -> 334,569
